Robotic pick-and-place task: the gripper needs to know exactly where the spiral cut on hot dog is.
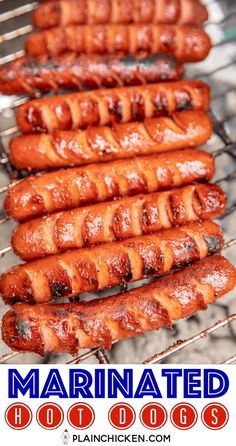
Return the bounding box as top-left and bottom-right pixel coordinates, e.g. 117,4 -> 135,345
2,256 -> 235,355
5,148 -> 215,222
10,111 -> 212,171
33,0 -> 208,29
2,220 -> 224,304
16,80 -> 210,134
25,24 -> 211,60
0,53 -> 184,96
10,183 -> 226,261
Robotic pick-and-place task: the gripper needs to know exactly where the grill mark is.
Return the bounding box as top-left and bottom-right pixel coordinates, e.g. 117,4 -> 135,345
80,98 -> 100,128
204,235 -> 222,255
141,246 -> 165,276
56,101 -> 73,130
108,253 -> 133,283
176,90 -> 192,111
26,107 -> 46,132
49,280 -> 72,298
141,200 -> 159,230
152,91 -> 169,116
107,95 -> 123,122
130,92 -> 145,120
168,192 -> 186,224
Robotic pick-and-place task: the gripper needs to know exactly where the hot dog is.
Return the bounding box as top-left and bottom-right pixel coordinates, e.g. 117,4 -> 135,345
0,53 -> 184,96
10,183 -> 226,260
16,80 -> 210,134
25,24 -> 211,60
2,255 -> 235,355
5,148 -> 215,222
33,0 -> 208,29
10,111 -> 212,170
3,221 -> 224,304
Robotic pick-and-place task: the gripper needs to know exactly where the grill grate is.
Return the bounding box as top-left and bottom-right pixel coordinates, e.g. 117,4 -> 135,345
0,0 -> 236,365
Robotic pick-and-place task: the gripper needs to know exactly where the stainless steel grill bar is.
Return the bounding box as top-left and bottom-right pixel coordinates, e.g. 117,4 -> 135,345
66,347 -> 105,365
0,3 -> 37,23
219,203 -> 236,220
0,185 -> 9,194
0,351 -> 20,363
221,354 -> 236,365
0,127 -> 18,137
0,216 -> 10,225
0,50 -> 25,65
0,246 -> 11,258
0,97 -> 28,114
216,170 -> 236,184
95,349 -> 110,364
143,314 -> 236,364
0,25 -> 33,44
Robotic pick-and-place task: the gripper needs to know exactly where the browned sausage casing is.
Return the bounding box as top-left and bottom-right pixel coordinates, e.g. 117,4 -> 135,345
25,24 -> 211,60
10,111 -> 212,171
33,0 -> 208,29
2,256 -> 235,355
10,183 -> 226,261
3,221 -> 224,304
5,148 -> 215,222
16,80 -> 210,134
0,53 -> 184,96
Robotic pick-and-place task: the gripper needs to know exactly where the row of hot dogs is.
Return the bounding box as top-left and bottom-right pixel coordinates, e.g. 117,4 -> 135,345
33,0 -> 209,28
1,0 -> 236,358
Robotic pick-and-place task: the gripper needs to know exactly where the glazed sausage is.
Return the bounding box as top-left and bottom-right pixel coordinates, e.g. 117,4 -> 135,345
2,255 -> 235,355
10,183 -> 226,260
5,148 -> 215,222
10,111 -> 212,171
16,80 -> 210,134
25,24 -> 211,60
0,53 -> 184,96
33,0 -> 208,29
1,221 -> 224,304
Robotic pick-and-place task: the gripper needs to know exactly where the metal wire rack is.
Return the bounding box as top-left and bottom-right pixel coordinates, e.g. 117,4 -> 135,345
0,0 -> 236,365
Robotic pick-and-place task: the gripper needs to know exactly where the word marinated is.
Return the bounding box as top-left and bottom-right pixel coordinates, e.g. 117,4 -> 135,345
8,368 -> 229,399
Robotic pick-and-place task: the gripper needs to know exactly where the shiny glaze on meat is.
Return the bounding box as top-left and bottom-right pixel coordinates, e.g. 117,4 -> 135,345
10,183 -> 226,260
0,53 -> 183,96
3,221 -> 224,303
25,24 -> 211,60
16,80 -> 210,134
10,111 -> 212,170
5,148 -> 215,222
2,256 -> 235,355
33,0 -> 208,29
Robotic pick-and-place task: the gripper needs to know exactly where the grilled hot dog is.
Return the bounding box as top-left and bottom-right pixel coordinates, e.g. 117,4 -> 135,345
10,111 -> 212,171
25,24 -> 211,60
1,221 -> 224,304
0,53 -> 184,96
33,0 -> 208,29
5,148 -> 215,222
10,183 -> 226,260
2,255 -> 235,355
16,80 -> 210,134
